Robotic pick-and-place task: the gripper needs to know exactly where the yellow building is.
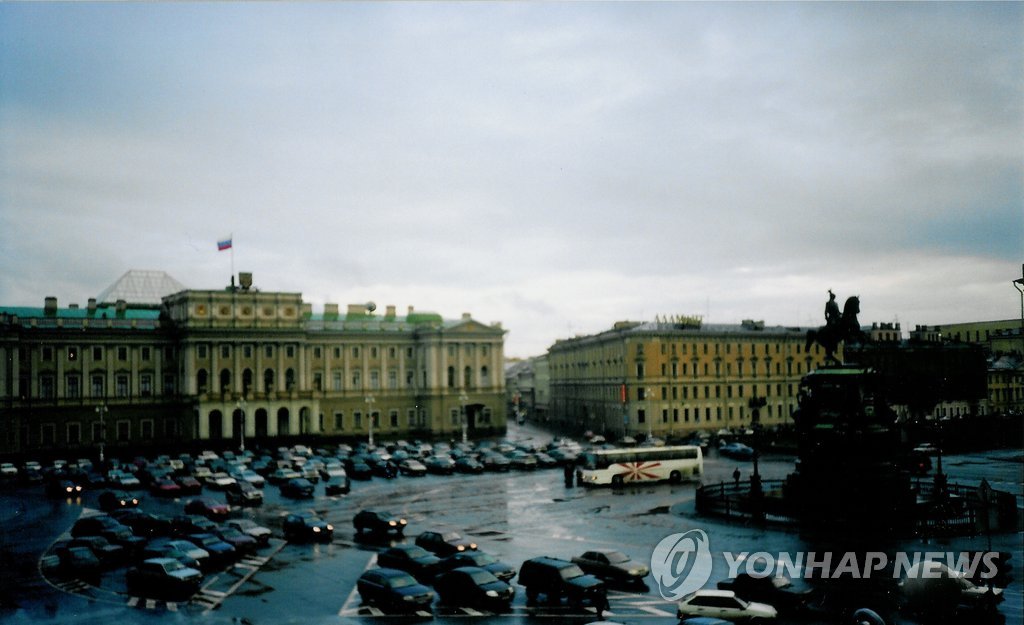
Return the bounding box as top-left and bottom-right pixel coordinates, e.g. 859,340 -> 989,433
548,317 -> 832,439
0,271 -> 507,459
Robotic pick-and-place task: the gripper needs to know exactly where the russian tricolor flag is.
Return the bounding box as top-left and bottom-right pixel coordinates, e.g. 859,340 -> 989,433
217,236 -> 232,251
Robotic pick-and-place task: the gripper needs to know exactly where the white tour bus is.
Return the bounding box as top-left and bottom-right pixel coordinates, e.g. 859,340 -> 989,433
578,445 -> 703,487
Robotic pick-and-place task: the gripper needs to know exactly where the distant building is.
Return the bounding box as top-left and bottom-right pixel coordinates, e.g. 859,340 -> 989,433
547,317 -> 831,440
0,272 -> 506,459
504,355 -> 549,423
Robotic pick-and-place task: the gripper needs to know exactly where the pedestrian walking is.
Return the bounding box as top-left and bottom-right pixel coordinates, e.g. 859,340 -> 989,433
564,462 -> 575,488
733,466 -> 741,487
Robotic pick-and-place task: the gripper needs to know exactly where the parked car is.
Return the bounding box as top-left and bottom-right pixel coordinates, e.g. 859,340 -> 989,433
280,478 -> 315,499
185,533 -> 236,567
676,589 -> 778,622
518,556 -> 606,607
174,476 -> 203,496
415,530 -> 477,557
70,515 -> 146,552
454,457 -> 485,474
398,459 -> 428,477
224,481 -> 263,506
508,451 -> 538,471
212,525 -> 258,555
109,509 -> 173,539
148,538 -> 211,571
149,478 -> 182,498
226,519 -> 271,546
170,514 -> 218,537
717,573 -> 815,613
480,453 -> 511,472
126,557 -> 202,600
98,490 -> 140,512
435,566 -> 515,610
377,545 -> 441,583
67,535 -> 126,566
353,510 -> 407,536
437,550 -> 517,583
324,474 -> 351,496
55,545 -> 102,581
571,549 -> 650,586
356,567 -> 435,613
424,455 -> 455,475
141,541 -> 202,570
348,461 -> 373,480
282,512 -> 334,543
184,497 -> 230,520
268,467 -> 301,485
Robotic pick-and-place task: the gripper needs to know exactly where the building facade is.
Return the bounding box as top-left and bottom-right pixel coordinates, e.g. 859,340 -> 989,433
547,317 -> 832,440
0,274 -> 507,460
504,355 -> 549,424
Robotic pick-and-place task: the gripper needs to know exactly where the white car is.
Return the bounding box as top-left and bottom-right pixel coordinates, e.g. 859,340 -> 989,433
0,462 -> 17,477
676,589 -> 778,621
227,519 -> 272,545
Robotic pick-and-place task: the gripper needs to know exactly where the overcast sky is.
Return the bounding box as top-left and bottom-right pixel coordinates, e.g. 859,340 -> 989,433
1,3 -> 1021,358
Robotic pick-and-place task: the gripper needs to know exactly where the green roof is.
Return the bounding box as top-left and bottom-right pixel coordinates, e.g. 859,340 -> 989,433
0,306 -> 160,320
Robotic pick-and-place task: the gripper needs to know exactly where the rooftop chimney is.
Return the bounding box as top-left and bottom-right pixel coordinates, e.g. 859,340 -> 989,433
44,297 -> 57,317
87,298 -> 97,316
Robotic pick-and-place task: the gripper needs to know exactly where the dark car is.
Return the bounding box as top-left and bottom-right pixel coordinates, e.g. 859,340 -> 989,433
717,572 -> 815,613
398,459 -> 427,477
109,509 -> 173,539
212,526 -> 258,555
377,545 -> 441,583
226,519 -> 272,546
280,477 -> 315,499
480,453 -> 511,472
571,549 -> 650,586
507,451 -> 538,471
324,475 -> 351,496
224,480 -> 263,506
55,545 -> 102,581
174,476 -> 203,495
454,457 -> 485,474
518,556 -> 606,607
171,514 -> 218,537
719,442 -> 756,460
67,535 -> 126,566
186,533 -> 236,567
435,566 -> 515,610
424,455 -> 455,475
126,557 -> 202,600
47,478 -> 84,498
98,490 -> 140,512
184,497 -> 231,520
356,567 -> 435,613
354,510 -> 407,536
437,550 -> 516,583
70,515 -> 146,552
348,461 -> 373,480
415,530 -> 477,557
282,512 -> 334,543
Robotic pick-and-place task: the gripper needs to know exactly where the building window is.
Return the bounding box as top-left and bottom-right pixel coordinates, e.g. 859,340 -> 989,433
286,345 -> 295,358
221,344 -> 230,358
370,347 -> 378,359
244,345 -> 253,358
140,374 -> 152,397
406,370 -> 414,388
638,409 -> 646,424
352,370 -> 361,388
67,422 -> 81,445
450,409 -> 459,425
40,375 -> 55,399
353,346 -> 360,358
333,347 -> 341,359
354,411 -> 362,429
447,367 -> 455,388
197,369 -> 209,393
197,344 -> 207,359
141,419 -> 153,439
165,419 -> 178,437
116,375 -> 129,398
388,370 -> 397,389
265,345 -> 274,358
116,420 -> 130,442
407,408 -> 416,427
463,366 -> 472,388
141,347 -> 151,361
91,375 -> 105,397
41,423 -> 56,446
370,370 -> 380,390
314,347 -> 322,359
636,363 -> 645,378
333,372 -> 342,391
164,374 -> 175,396
390,410 -> 398,427
68,346 -> 78,362
42,347 -> 53,362
334,412 -> 344,430
388,347 -> 396,359
116,346 -> 127,361
480,366 -> 489,386
285,368 -> 296,390
264,369 -> 274,392
313,372 -> 323,391
92,346 -> 103,361
66,375 -> 81,399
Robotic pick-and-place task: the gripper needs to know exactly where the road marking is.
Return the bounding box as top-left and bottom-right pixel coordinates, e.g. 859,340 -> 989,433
126,597 -> 139,607
338,553 -> 378,616
166,602 -> 178,612
637,604 -> 675,616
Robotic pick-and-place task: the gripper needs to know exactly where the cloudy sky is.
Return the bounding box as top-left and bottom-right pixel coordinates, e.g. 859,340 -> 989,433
1,3 -> 1021,358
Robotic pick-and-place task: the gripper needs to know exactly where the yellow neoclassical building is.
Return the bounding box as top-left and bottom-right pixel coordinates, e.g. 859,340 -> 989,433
0,271 -> 507,459
547,317 -> 833,439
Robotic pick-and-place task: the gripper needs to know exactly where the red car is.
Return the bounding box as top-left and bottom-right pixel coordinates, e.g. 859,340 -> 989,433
184,497 -> 230,519
150,478 -> 182,497
175,476 -> 203,495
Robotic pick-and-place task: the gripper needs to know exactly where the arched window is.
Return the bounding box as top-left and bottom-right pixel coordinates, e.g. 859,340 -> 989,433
197,369 -> 208,394
463,366 -> 472,388
447,366 -> 455,388
285,368 -> 296,391
242,369 -> 253,396
480,366 -> 489,387
264,369 -> 274,392
220,369 -> 231,392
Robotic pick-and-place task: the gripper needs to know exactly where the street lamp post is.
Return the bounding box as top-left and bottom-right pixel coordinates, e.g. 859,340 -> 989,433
1013,264 -> 1024,358
94,404 -> 107,464
236,398 -> 247,452
646,387 -> 654,441
459,392 -> 469,443
365,395 -> 375,448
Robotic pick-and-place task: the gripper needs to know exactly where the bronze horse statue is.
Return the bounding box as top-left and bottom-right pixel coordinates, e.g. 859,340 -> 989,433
806,295 -> 866,364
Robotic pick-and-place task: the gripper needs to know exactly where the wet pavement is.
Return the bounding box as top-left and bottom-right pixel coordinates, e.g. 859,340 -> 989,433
1,420 -> 1021,625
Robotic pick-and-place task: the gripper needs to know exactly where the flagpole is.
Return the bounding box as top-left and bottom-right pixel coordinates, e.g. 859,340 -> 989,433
230,232 -> 235,285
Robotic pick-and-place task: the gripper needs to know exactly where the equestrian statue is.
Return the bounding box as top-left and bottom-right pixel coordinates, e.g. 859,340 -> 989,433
805,290 -> 867,364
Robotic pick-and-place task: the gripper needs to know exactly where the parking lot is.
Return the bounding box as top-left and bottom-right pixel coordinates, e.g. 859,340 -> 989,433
1,421 -> 1021,625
